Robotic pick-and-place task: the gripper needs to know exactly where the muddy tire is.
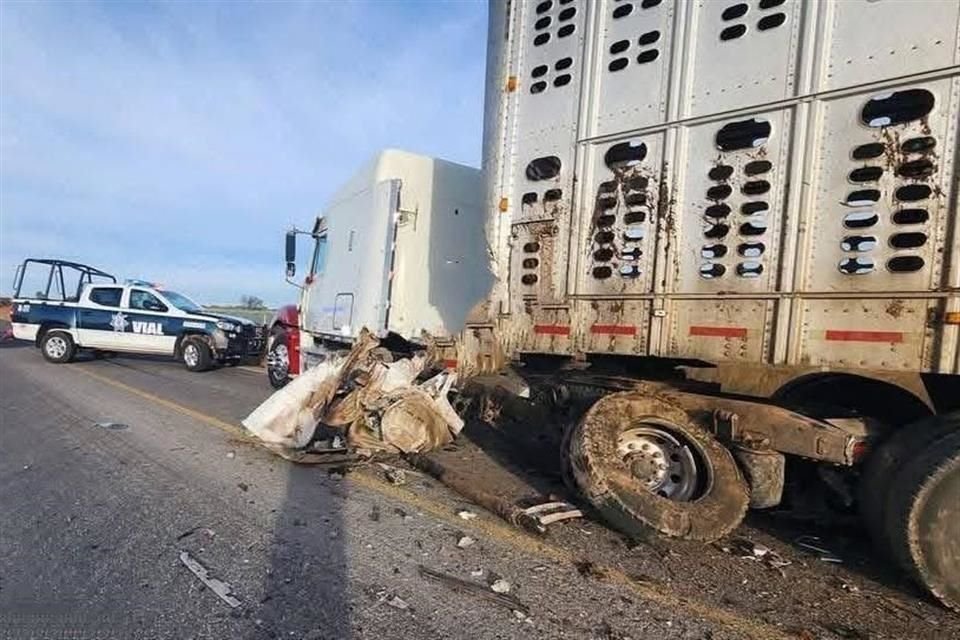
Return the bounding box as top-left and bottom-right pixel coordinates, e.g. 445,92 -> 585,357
40,330 -> 75,364
883,429 -> 960,611
181,336 -> 212,372
859,412 -> 959,557
567,392 -> 748,542
266,328 -> 290,389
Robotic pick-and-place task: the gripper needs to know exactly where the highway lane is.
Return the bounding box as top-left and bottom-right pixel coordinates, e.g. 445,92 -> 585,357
1,343 -> 956,639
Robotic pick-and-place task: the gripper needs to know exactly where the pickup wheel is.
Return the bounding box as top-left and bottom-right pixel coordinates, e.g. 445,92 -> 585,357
40,330 -> 75,364
567,392 -> 748,542
181,336 -> 213,372
266,328 -> 290,389
883,428 -> 960,611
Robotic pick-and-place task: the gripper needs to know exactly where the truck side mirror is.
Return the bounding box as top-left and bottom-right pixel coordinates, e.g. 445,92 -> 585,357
285,232 -> 297,277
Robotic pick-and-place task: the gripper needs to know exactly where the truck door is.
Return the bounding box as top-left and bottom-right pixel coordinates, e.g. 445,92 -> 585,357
77,285 -> 127,349
121,289 -> 178,353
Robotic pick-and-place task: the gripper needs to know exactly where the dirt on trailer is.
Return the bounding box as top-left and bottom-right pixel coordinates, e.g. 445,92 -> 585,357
419,406 -> 960,640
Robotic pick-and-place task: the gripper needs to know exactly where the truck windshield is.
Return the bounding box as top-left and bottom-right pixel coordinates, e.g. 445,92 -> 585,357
162,290 -> 204,314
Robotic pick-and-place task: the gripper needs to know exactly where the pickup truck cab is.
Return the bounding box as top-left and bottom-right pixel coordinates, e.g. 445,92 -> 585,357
10,259 -> 264,371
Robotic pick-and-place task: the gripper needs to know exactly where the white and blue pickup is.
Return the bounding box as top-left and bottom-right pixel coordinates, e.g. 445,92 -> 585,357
10,258 -> 264,371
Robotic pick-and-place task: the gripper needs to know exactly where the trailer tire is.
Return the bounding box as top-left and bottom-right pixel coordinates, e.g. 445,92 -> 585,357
859,412 -> 960,558
266,328 -> 291,389
883,429 -> 960,611
567,391 -> 748,542
181,336 -> 213,372
40,330 -> 75,364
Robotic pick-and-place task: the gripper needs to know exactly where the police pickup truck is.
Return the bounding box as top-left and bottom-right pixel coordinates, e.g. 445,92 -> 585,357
10,259 -> 264,371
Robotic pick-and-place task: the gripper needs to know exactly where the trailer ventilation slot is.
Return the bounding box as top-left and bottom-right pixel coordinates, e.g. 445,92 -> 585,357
555,57 -> 573,70
559,7 -> 576,20
609,58 -> 629,72
742,201 -> 769,215
522,258 -> 540,269
709,164 -> 734,181
554,74 -> 572,87
521,273 -> 539,285
593,266 -> 613,279
604,140 -> 647,169
637,50 -> 659,64
702,244 -> 728,258
705,204 -> 731,218
887,256 -> 924,272
535,16 -> 552,30
901,136 -> 936,154
531,65 -> 548,78
852,142 -> 885,160
626,175 -> 648,192
738,242 -> 765,257
639,30 -> 660,45
840,235 -> 877,252
534,33 -> 550,46
744,160 -> 772,176
523,242 -> 541,253
845,189 -> 880,206
742,180 -> 770,195
861,89 -> 934,128
594,248 -> 614,261
700,263 -> 726,278
613,4 -> 633,19
610,40 -> 630,54
759,0 -> 784,8
536,1 -> 553,13
531,81 -> 547,94
623,226 -> 644,241
849,166 -> 883,183
597,214 -> 616,227
704,223 -> 730,239
526,156 -> 562,181
595,231 -> 615,244
641,0 -> 661,7
624,192 -> 646,207
757,13 -> 786,30
889,232 -> 927,249
707,184 -> 733,200
839,257 -> 874,275
897,159 -> 934,179
892,208 -> 928,225
619,264 -> 641,278
544,188 -> 562,202
736,261 -> 763,277
896,184 -> 931,202
722,4 -> 748,21
522,192 -> 538,206
843,211 -> 879,229
558,24 -> 575,37
716,118 -> 771,151
624,210 -> 646,224
621,247 -> 642,260
740,219 -> 768,236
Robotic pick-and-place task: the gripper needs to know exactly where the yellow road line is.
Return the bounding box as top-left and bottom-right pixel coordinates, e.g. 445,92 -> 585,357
73,365 -> 789,640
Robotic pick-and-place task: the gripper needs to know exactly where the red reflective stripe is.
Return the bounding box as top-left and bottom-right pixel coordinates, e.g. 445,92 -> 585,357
533,324 -> 570,336
825,330 -> 903,343
287,329 -> 301,375
443,359 -> 458,370
590,324 -> 636,336
689,325 -> 748,339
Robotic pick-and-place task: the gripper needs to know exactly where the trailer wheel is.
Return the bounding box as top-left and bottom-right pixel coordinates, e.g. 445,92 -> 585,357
40,330 -> 75,364
859,412 -> 960,558
181,336 -> 212,372
567,392 -> 748,542
266,328 -> 290,389
883,429 -> 960,611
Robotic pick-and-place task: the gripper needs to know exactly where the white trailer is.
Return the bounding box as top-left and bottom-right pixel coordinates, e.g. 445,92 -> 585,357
467,0 -> 960,609
268,149 -> 491,387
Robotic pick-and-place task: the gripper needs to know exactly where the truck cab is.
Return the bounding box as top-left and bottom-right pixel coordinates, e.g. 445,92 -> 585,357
11,258 -> 265,370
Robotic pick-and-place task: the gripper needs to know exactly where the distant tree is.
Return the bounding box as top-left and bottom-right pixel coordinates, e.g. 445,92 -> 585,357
240,295 -> 265,309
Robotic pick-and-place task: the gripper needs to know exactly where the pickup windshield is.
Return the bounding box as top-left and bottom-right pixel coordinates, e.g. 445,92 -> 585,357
162,290 -> 204,314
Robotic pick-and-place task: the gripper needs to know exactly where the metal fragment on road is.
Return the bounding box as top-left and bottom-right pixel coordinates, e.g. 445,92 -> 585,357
457,510 -> 477,520
95,421 -> 129,431
179,550 -> 241,608
521,501 -> 583,527
795,535 -> 843,563
418,565 -> 528,615
386,595 -> 409,610
490,578 -> 511,594
457,536 -> 476,549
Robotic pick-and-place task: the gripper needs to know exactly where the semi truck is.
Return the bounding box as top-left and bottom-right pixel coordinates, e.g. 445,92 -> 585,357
266,149 -> 491,388
458,0 -> 960,611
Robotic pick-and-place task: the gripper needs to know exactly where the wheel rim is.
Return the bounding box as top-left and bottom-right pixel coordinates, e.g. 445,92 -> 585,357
267,343 -> 289,380
183,343 -> 199,367
617,424 -> 705,501
45,335 -> 68,359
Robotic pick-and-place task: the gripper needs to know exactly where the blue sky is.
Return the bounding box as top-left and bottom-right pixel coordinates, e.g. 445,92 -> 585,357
0,0 -> 487,305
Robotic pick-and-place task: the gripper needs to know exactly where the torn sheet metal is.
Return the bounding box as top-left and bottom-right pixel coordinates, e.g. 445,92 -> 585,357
179,550 -> 241,608
242,329 -> 463,458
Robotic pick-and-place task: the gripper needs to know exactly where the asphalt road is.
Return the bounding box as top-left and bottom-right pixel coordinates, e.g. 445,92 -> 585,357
1,342 -> 957,639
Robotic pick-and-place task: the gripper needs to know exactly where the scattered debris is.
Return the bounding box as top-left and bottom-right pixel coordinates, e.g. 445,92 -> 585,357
418,565 -> 528,614
457,510 -> 477,520
369,505 -> 381,522
821,622 -> 870,639
719,537 -> 792,575
386,595 -> 409,610
178,550 -> 240,608
521,501 -> 583,527
574,559 -> 609,580
795,535 -> 843,563
490,579 -> 511,594
237,482 -> 249,492
457,536 -> 476,549
470,568 -> 484,577
379,464 -> 408,485
95,421 -> 128,431
226,451 -> 236,459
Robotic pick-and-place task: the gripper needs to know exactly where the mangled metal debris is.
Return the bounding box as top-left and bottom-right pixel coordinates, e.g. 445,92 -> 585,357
242,330 -> 463,459
179,550 -> 241,608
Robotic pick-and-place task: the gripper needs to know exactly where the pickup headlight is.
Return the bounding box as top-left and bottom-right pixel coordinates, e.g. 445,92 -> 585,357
216,320 -> 239,332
